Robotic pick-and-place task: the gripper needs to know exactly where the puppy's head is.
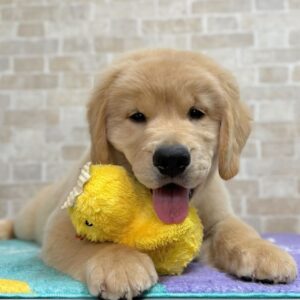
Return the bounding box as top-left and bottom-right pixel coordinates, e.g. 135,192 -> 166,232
87,49 -> 251,223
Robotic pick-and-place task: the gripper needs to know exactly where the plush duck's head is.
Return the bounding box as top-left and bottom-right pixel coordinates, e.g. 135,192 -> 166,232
62,163 -> 152,242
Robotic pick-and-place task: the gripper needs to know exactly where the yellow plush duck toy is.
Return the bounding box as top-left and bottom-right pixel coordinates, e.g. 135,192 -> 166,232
62,163 -> 203,275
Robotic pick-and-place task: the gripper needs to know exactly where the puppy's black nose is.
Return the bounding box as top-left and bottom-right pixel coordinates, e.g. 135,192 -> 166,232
153,145 -> 190,177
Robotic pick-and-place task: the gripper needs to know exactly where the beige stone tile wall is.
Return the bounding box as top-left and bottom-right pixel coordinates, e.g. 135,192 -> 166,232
0,0 -> 299,233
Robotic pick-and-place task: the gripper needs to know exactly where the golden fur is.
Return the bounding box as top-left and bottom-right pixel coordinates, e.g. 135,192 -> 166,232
1,49 -> 296,300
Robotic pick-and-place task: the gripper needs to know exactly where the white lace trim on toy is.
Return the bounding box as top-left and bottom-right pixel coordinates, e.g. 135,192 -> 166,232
61,162 -> 92,209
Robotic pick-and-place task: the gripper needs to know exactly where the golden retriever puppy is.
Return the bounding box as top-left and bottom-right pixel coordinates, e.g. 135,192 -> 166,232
2,49 -> 297,300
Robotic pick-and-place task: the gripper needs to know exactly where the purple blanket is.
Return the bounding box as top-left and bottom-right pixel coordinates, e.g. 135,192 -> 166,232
149,233 -> 300,297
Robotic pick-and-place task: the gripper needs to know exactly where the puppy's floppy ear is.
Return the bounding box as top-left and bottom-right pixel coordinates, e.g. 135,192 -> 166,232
218,75 -> 252,180
87,66 -> 123,164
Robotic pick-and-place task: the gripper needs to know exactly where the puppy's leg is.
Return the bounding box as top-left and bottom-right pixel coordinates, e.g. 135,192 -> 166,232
13,193 -> 41,241
202,216 -> 297,283
194,175 -> 297,283
42,208 -> 158,300
0,184 -> 47,241
13,151 -> 90,243
0,219 -> 14,239
14,183 -> 64,243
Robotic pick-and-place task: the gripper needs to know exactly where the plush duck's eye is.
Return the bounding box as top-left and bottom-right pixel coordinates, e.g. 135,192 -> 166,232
188,107 -> 205,120
129,112 -> 146,123
85,220 -> 93,227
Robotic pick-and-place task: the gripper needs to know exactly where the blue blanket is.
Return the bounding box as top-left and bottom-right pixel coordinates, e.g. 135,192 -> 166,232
0,234 -> 299,298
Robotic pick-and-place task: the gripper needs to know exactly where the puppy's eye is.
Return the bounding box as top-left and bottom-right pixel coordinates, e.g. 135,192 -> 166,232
129,112 -> 146,123
85,220 -> 93,227
188,107 -> 205,120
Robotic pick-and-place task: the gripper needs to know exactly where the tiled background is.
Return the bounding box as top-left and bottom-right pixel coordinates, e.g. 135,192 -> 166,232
0,0 -> 299,233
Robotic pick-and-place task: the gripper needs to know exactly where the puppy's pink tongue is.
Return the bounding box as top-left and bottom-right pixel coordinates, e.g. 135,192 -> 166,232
153,184 -> 189,224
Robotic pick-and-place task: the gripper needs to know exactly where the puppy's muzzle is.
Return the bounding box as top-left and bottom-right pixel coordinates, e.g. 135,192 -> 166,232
153,144 -> 190,177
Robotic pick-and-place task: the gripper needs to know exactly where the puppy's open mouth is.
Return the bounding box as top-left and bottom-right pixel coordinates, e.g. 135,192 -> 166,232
152,184 -> 193,225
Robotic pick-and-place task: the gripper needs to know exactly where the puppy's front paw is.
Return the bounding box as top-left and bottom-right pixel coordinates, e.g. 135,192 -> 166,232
86,245 -> 158,300
229,239 -> 297,283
